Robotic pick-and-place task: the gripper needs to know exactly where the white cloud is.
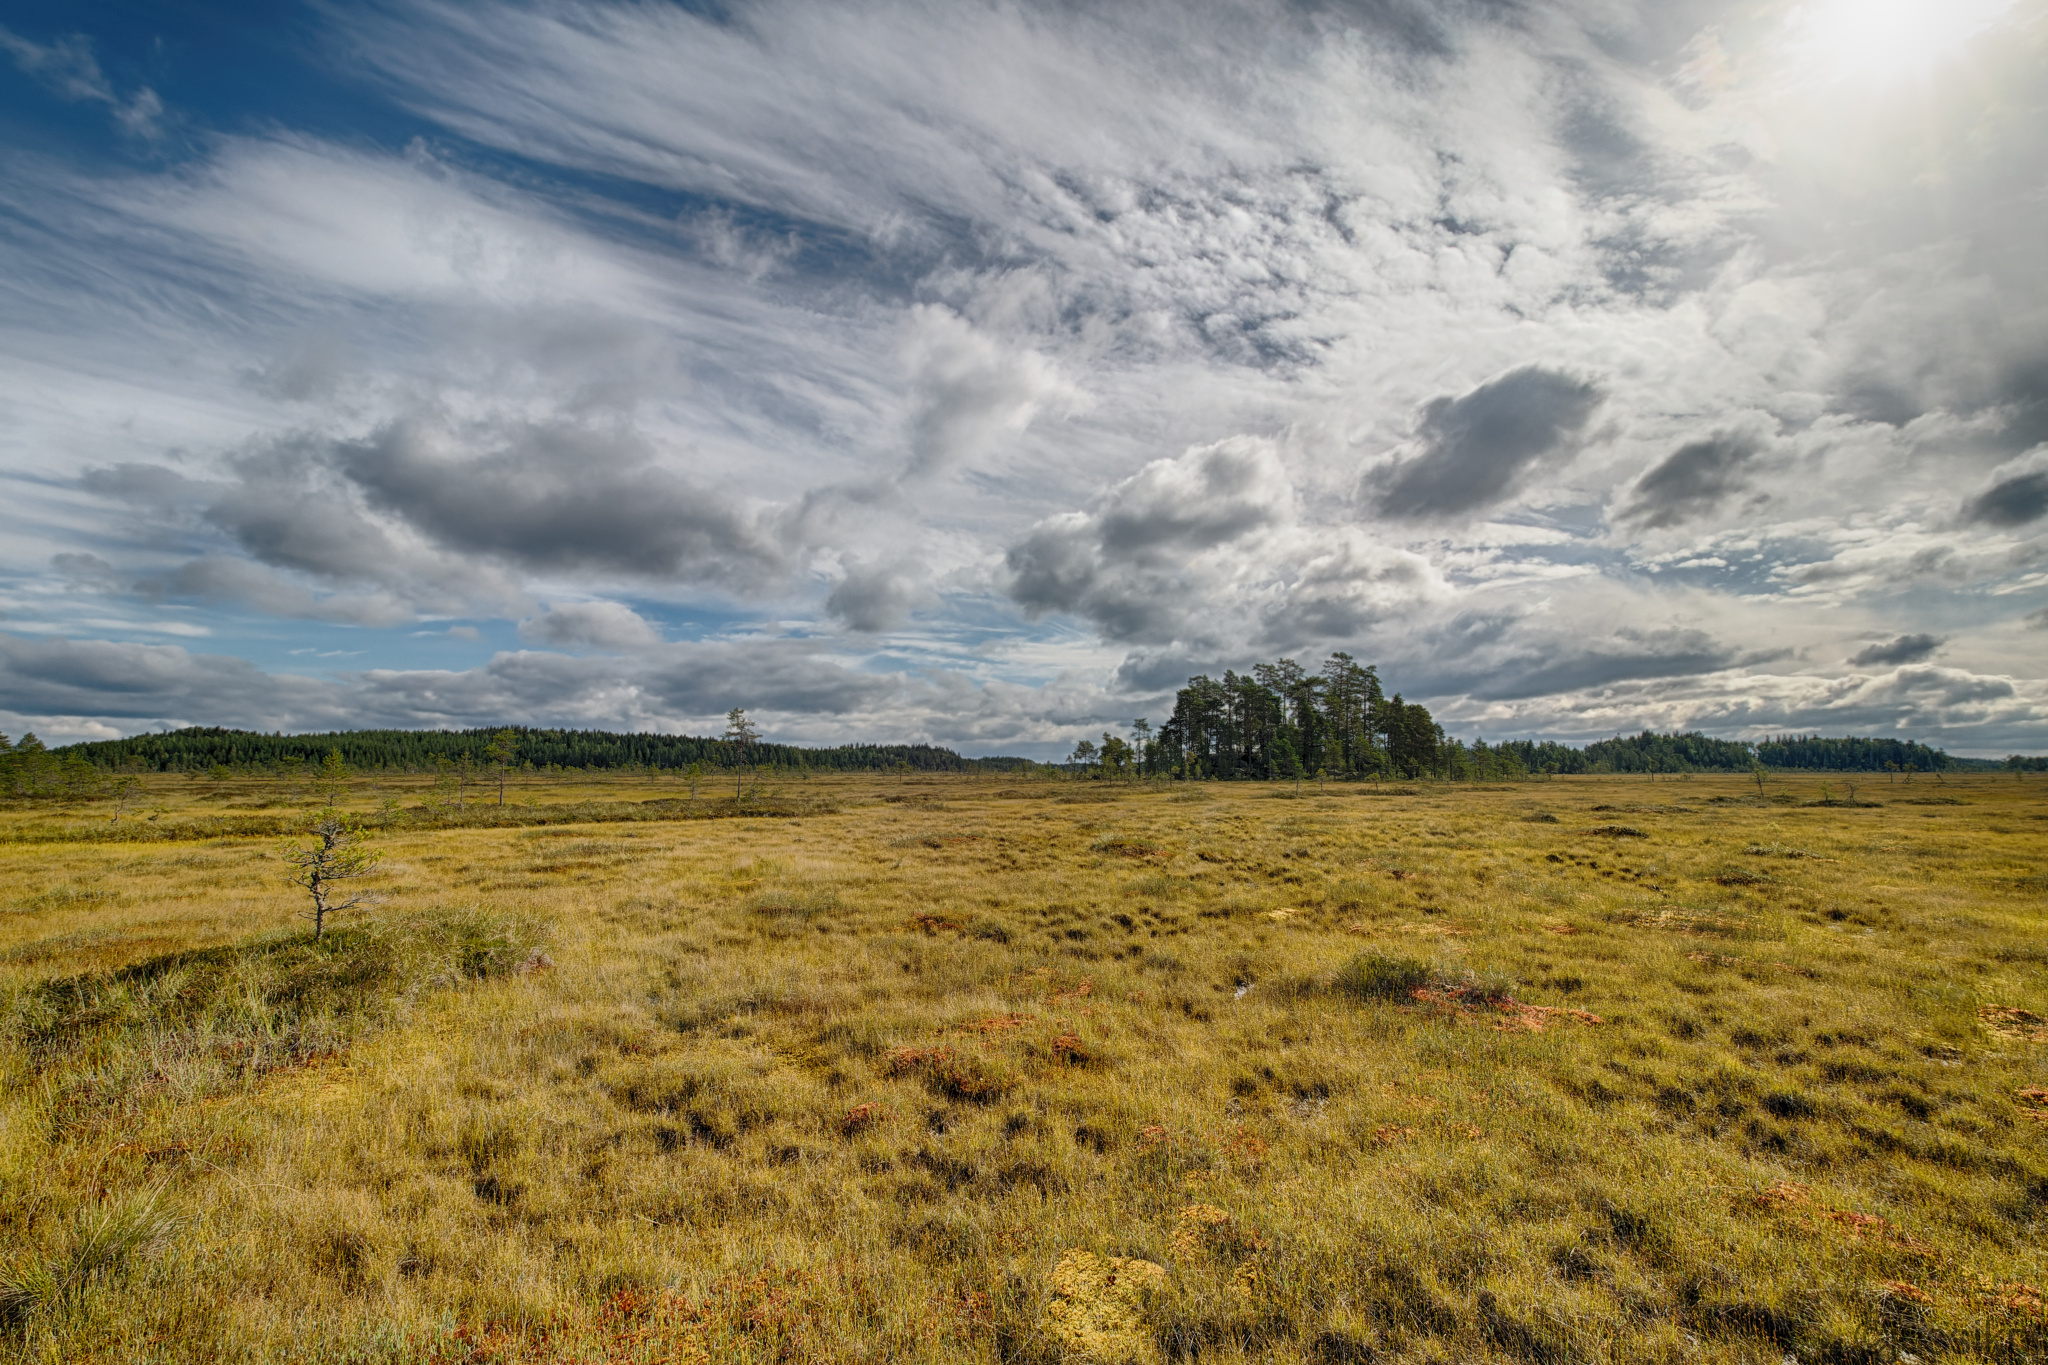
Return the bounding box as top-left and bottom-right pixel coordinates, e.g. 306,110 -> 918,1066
0,0 -> 2043,753
518,601 -> 663,651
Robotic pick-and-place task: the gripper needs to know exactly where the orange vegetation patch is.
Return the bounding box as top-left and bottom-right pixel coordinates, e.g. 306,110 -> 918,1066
1755,1181 -> 1813,1209
1406,985 -> 1601,1032
956,1012 -> 1033,1035
2016,1086 -> 2048,1120
883,1045 -> 1010,1102
837,1102 -> 888,1136
1882,1280 -> 1933,1306
1979,1005 -> 2048,1043
1542,922 -> 1579,935
1224,1128 -> 1270,1169
1494,1001 -> 1604,1033
1049,976 -> 1095,1005
1048,1032 -> 1092,1065
1372,1125 -> 1418,1146
1751,1182 -> 1933,1255
1970,1278 -> 2047,1317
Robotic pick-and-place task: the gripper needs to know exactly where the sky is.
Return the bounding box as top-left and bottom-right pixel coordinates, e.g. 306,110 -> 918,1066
2,0 -> 2046,758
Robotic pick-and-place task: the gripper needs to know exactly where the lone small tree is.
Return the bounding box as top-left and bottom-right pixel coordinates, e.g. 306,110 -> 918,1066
281,814 -> 382,939
723,707 -> 759,796
315,749 -> 351,807
484,728 -> 518,807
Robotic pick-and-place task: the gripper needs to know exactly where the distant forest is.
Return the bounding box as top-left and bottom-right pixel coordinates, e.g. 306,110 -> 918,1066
27,727 -> 1023,778
1,650 -> 2030,800
1130,654 -> 2000,781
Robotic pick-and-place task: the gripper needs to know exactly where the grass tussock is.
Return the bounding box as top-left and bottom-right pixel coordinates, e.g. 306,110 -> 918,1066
0,768 -> 2044,1362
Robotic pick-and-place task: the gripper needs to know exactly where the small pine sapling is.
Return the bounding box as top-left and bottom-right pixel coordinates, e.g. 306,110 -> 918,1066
314,749 -> 351,807
483,728 -> 517,807
281,815 -> 383,939
723,708 -> 759,796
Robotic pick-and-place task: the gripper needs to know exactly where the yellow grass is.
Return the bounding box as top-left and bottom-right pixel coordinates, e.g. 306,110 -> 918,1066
2,769 -> 2046,1363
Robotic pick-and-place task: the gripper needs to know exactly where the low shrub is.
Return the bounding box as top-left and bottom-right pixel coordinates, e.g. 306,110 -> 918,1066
1333,953 -> 1433,1001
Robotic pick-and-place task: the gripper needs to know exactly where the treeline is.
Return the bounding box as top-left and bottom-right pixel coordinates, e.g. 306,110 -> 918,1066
1082,655 -> 2001,780
36,727 -> 1032,777
9,680 -> 2028,800
1495,731 -> 1971,776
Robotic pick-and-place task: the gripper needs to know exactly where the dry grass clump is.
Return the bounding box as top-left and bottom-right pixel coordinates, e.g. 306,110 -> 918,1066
0,769 -> 2044,1361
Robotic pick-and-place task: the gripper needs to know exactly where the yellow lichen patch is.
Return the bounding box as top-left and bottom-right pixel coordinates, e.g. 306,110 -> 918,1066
1169,1203 -> 1268,1263
1044,1250 -> 1166,1364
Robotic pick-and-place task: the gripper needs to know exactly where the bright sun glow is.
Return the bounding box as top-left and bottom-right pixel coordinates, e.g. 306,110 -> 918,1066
1789,0 -> 2017,80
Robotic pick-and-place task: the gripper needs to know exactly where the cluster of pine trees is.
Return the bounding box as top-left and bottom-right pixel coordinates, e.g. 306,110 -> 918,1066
0,732 -> 108,799
1113,654 -> 1480,781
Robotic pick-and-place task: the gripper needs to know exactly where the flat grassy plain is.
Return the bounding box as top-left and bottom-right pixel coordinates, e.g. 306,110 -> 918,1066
2,769 -> 2045,1364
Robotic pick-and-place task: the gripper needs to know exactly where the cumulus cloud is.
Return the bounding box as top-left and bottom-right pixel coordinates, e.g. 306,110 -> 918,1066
1007,436 -> 1451,654
140,557 -> 417,628
0,633 -> 343,730
1370,367 -> 1604,520
1848,633 -> 1942,668
1619,429 -> 1768,529
517,601 -> 663,650
81,412 -> 791,614
825,558 -> 934,633
338,416 -> 789,584
1962,447 -> 2048,527
1007,436 -> 1293,639
900,307 -> 1071,480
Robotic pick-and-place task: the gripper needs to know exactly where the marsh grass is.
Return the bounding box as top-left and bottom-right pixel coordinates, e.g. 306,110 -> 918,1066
0,771 -> 2044,1362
